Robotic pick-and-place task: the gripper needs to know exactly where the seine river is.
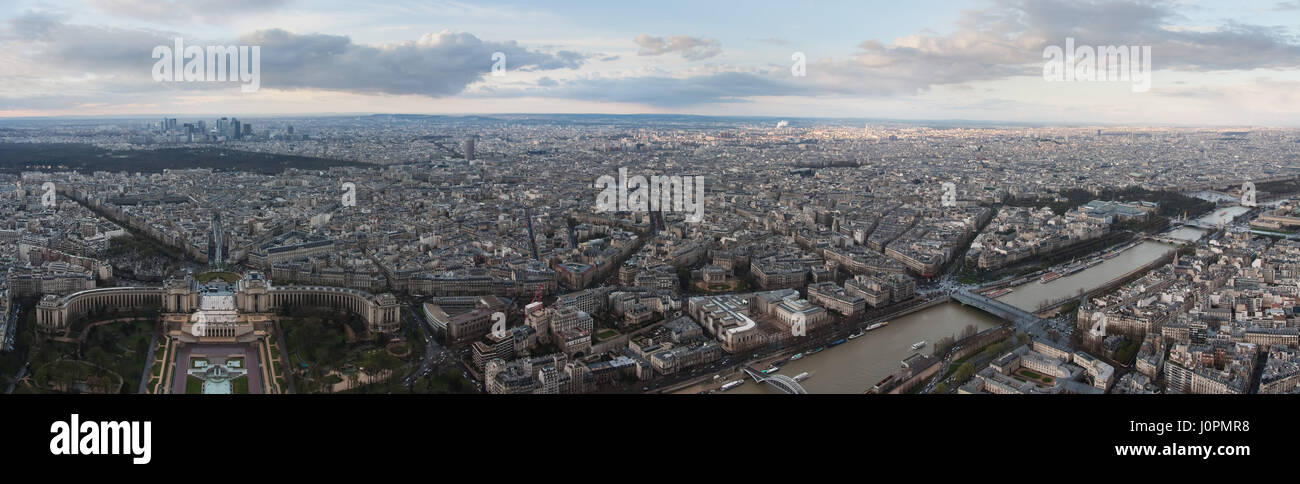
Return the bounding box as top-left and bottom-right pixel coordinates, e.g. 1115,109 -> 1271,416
725,302 -> 1002,394
722,205 -> 1250,394
994,241 -> 1178,312
996,205 -> 1249,312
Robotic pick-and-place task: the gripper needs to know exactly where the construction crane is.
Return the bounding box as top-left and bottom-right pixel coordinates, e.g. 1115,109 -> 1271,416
523,283 -> 547,327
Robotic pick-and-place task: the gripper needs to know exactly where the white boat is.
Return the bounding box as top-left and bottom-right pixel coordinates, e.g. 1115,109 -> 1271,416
911,340 -> 927,350
792,372 -> 811,382
720,380 -> 745,391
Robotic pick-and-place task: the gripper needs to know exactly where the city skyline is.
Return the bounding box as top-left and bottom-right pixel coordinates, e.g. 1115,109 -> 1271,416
2,0 -> 1300,125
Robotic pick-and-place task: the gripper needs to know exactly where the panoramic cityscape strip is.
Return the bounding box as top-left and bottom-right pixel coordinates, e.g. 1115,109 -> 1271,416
5,117 -> 1299,398
9,0 -> 1300,469
2,0 -> 1299,402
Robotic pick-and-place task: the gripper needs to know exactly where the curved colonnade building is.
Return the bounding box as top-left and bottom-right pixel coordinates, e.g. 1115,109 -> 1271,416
36,271 -> 400,335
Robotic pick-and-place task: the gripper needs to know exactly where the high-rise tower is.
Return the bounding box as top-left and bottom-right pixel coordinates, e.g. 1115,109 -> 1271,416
462,138 -> 476,161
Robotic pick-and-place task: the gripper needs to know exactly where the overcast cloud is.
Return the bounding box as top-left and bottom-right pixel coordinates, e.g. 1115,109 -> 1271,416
1,0 -> 1298,123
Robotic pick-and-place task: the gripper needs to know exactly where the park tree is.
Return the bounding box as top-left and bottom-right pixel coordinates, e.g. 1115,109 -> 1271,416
933,335 -> 955,356
86,347 -> 113,372
983,342 -> 1006,359
960,324 -> 978,340
954,362 -> 975,382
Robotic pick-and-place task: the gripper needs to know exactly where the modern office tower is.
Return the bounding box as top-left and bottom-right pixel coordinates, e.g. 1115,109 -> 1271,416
162,118 -> 177,132
230,118 -> 242,139
242,124 -> 253,138
462,138 -> 476,161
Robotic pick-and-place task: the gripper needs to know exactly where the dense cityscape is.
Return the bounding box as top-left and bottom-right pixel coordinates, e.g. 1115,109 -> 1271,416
10,0 -> 1300,470
1,115 -> 1298,395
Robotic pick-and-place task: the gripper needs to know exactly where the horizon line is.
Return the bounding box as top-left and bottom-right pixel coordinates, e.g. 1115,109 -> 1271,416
0,112 -> 1287,129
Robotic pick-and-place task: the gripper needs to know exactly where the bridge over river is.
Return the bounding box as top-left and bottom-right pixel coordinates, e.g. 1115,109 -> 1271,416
951,289 -> 1044,329
742,367 -> 808,394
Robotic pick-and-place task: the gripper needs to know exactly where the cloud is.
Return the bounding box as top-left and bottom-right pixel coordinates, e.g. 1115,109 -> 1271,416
6,0 -> 1300,115
1,10 -> 65,41
1,12 -> 186,75
0,14 -> 587,100
634,35 -> 722,60
1008,0 -> 1300,71
86,0 -> 294,24
780,0 -> 1300,96
510,0 -> 1300,107
243,29 -> 585,96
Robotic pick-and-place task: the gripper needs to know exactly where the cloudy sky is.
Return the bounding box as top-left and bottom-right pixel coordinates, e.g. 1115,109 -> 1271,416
2,0 -> 1299,125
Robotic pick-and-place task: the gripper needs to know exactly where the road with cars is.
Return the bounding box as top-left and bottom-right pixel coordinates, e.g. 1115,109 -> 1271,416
400,303 -> 457,388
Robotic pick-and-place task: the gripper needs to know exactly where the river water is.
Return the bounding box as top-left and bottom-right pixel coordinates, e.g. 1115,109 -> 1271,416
725,302 -> 1002,394
994,205 -> 1250,312
722,204 -> 1246,394
1196,205 -> 1251,225
993,241 -> 1178,312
